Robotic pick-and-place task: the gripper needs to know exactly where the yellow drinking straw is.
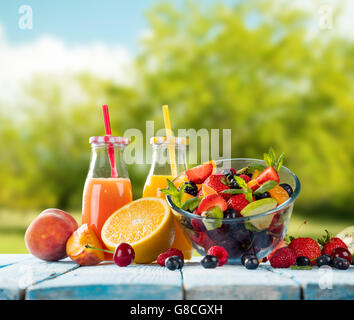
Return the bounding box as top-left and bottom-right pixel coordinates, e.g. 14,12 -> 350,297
162,105 -> 178,177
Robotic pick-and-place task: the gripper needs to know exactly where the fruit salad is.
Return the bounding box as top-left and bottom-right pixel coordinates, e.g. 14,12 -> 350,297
162,148 -> 296,263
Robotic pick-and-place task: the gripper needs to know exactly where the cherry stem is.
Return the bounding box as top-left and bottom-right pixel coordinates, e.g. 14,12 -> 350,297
85,245 -> 114,254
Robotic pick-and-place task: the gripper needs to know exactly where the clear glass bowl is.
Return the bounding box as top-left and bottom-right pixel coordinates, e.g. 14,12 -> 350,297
166,158 -> 301,264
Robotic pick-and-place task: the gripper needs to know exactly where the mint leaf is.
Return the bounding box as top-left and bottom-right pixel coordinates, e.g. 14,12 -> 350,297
268,147 -> 276,164
245,190 -> 253,203
264,153 -> 273,167
220,189 -> 245,194
167,178 -> 178,194
254,180 -> 278,194
181,197 -> 202,212
234,175 -> 247,189
275,152 -> 285,172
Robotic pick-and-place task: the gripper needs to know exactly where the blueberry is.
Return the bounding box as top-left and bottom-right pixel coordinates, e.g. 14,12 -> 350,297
242,255 -> 259,270
224,208 -> 238,219
296,256 -> 311,266
254,192 -> 270,200
221,169 -> 234,179
280,183 -> 293,197
228,178 -> 240,189
201,255 -> 219,269
165,256 -> 184,270
182,181 -> 198,197
316,254 -> 332,267
241,253 -> 254,265
333,257 -> 349,270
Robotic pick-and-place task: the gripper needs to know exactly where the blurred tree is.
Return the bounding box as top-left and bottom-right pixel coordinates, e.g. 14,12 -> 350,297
0,0 -> 353,221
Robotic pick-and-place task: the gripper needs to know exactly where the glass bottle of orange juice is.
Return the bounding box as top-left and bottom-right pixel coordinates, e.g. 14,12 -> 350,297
143,136 -> 193,260
82,136 -> 132,260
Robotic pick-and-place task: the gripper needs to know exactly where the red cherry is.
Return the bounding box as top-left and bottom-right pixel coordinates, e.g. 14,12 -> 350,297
331,247 -> 352,264
113,243 -> 135,267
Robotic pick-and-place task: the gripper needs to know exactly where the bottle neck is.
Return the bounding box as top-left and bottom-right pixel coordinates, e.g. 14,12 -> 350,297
148,143 -> 187,177
87,144 -> 129,179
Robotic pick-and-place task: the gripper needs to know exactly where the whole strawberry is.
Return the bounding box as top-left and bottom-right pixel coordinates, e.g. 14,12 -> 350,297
318,230 -> 348,256
270,247 -> 296,268
288,237 -> 321,265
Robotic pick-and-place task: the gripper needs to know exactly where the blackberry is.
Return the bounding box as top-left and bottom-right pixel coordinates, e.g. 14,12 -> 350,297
224,208 -> 238,219
182,181 -> 198,196
280,183 -> 293,197
254,192 -> 270,200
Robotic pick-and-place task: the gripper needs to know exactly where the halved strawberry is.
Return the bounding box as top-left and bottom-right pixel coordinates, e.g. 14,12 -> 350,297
196,194 -> 227,215
186,163 -> 213,184
227,194 -> 251,214
203,174 -> 230,200
256,166 -> 280,185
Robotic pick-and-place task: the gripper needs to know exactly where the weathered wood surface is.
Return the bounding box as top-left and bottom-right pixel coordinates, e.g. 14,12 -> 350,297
0,255 -> 353,300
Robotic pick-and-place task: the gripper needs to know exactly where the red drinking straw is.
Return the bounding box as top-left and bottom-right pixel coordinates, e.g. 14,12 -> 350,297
102,105 -> 118,178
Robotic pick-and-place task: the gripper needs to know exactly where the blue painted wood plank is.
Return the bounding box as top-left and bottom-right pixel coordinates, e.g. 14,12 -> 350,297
26,263 -> 183,300
269,266 -> 354,300
0,255 -> 79,300
183,261 -> 300,300
0,254 -> 32,268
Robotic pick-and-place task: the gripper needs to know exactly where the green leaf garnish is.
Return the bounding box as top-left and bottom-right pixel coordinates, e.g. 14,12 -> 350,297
234,175 -> 247,189
290,266 -> 312,270
181,197 -> 202,212
263,147 -> 286,172
220,189 -> 245,194
253,180 -> 278,194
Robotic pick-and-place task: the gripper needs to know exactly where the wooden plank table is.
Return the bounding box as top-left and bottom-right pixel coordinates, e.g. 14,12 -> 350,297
0,254 -> 353,300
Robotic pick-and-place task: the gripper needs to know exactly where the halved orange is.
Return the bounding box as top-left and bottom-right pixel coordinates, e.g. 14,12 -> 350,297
269,185 -> 290,205
101,197 -> 174,263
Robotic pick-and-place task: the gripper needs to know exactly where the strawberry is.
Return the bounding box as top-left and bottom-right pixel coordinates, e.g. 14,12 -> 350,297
256,166 -> 280,185
227,194 -> 250,214
196,194 -> 227,215
318,230 -> 348,256
186,163 -> 213,184
239,174 -> 251,183
288,237 -> 321,265
270,247 -> 296,268
203,174 -> 230,200
267,240 -> 288,261
157,248 -> 184,267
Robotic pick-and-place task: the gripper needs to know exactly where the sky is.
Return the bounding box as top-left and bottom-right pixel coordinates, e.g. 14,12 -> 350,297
0,0 -> 353,104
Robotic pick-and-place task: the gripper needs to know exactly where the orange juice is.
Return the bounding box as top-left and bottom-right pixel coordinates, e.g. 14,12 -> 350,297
82,177 -> 132,259
143,174 -> 193,260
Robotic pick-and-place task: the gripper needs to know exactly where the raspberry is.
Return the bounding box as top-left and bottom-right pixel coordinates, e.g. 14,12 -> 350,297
227,194 -> 250,214
207,246 -> 229,266
270,247 -> 296,268
157,248 -> 184,267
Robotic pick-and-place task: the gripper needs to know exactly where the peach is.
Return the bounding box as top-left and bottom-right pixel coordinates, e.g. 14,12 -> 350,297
25,208 -> 78,261
66,224 -> 104,266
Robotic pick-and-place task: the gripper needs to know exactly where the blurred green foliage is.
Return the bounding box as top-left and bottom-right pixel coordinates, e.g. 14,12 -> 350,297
0,0 -> 353,223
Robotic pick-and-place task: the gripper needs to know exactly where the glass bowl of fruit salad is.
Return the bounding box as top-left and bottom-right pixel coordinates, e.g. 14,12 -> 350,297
164,154 -> 301,264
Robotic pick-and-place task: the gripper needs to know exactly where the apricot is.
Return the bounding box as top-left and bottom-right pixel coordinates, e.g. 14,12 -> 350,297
66,224 -> 104,266
25,208 -> 78,261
